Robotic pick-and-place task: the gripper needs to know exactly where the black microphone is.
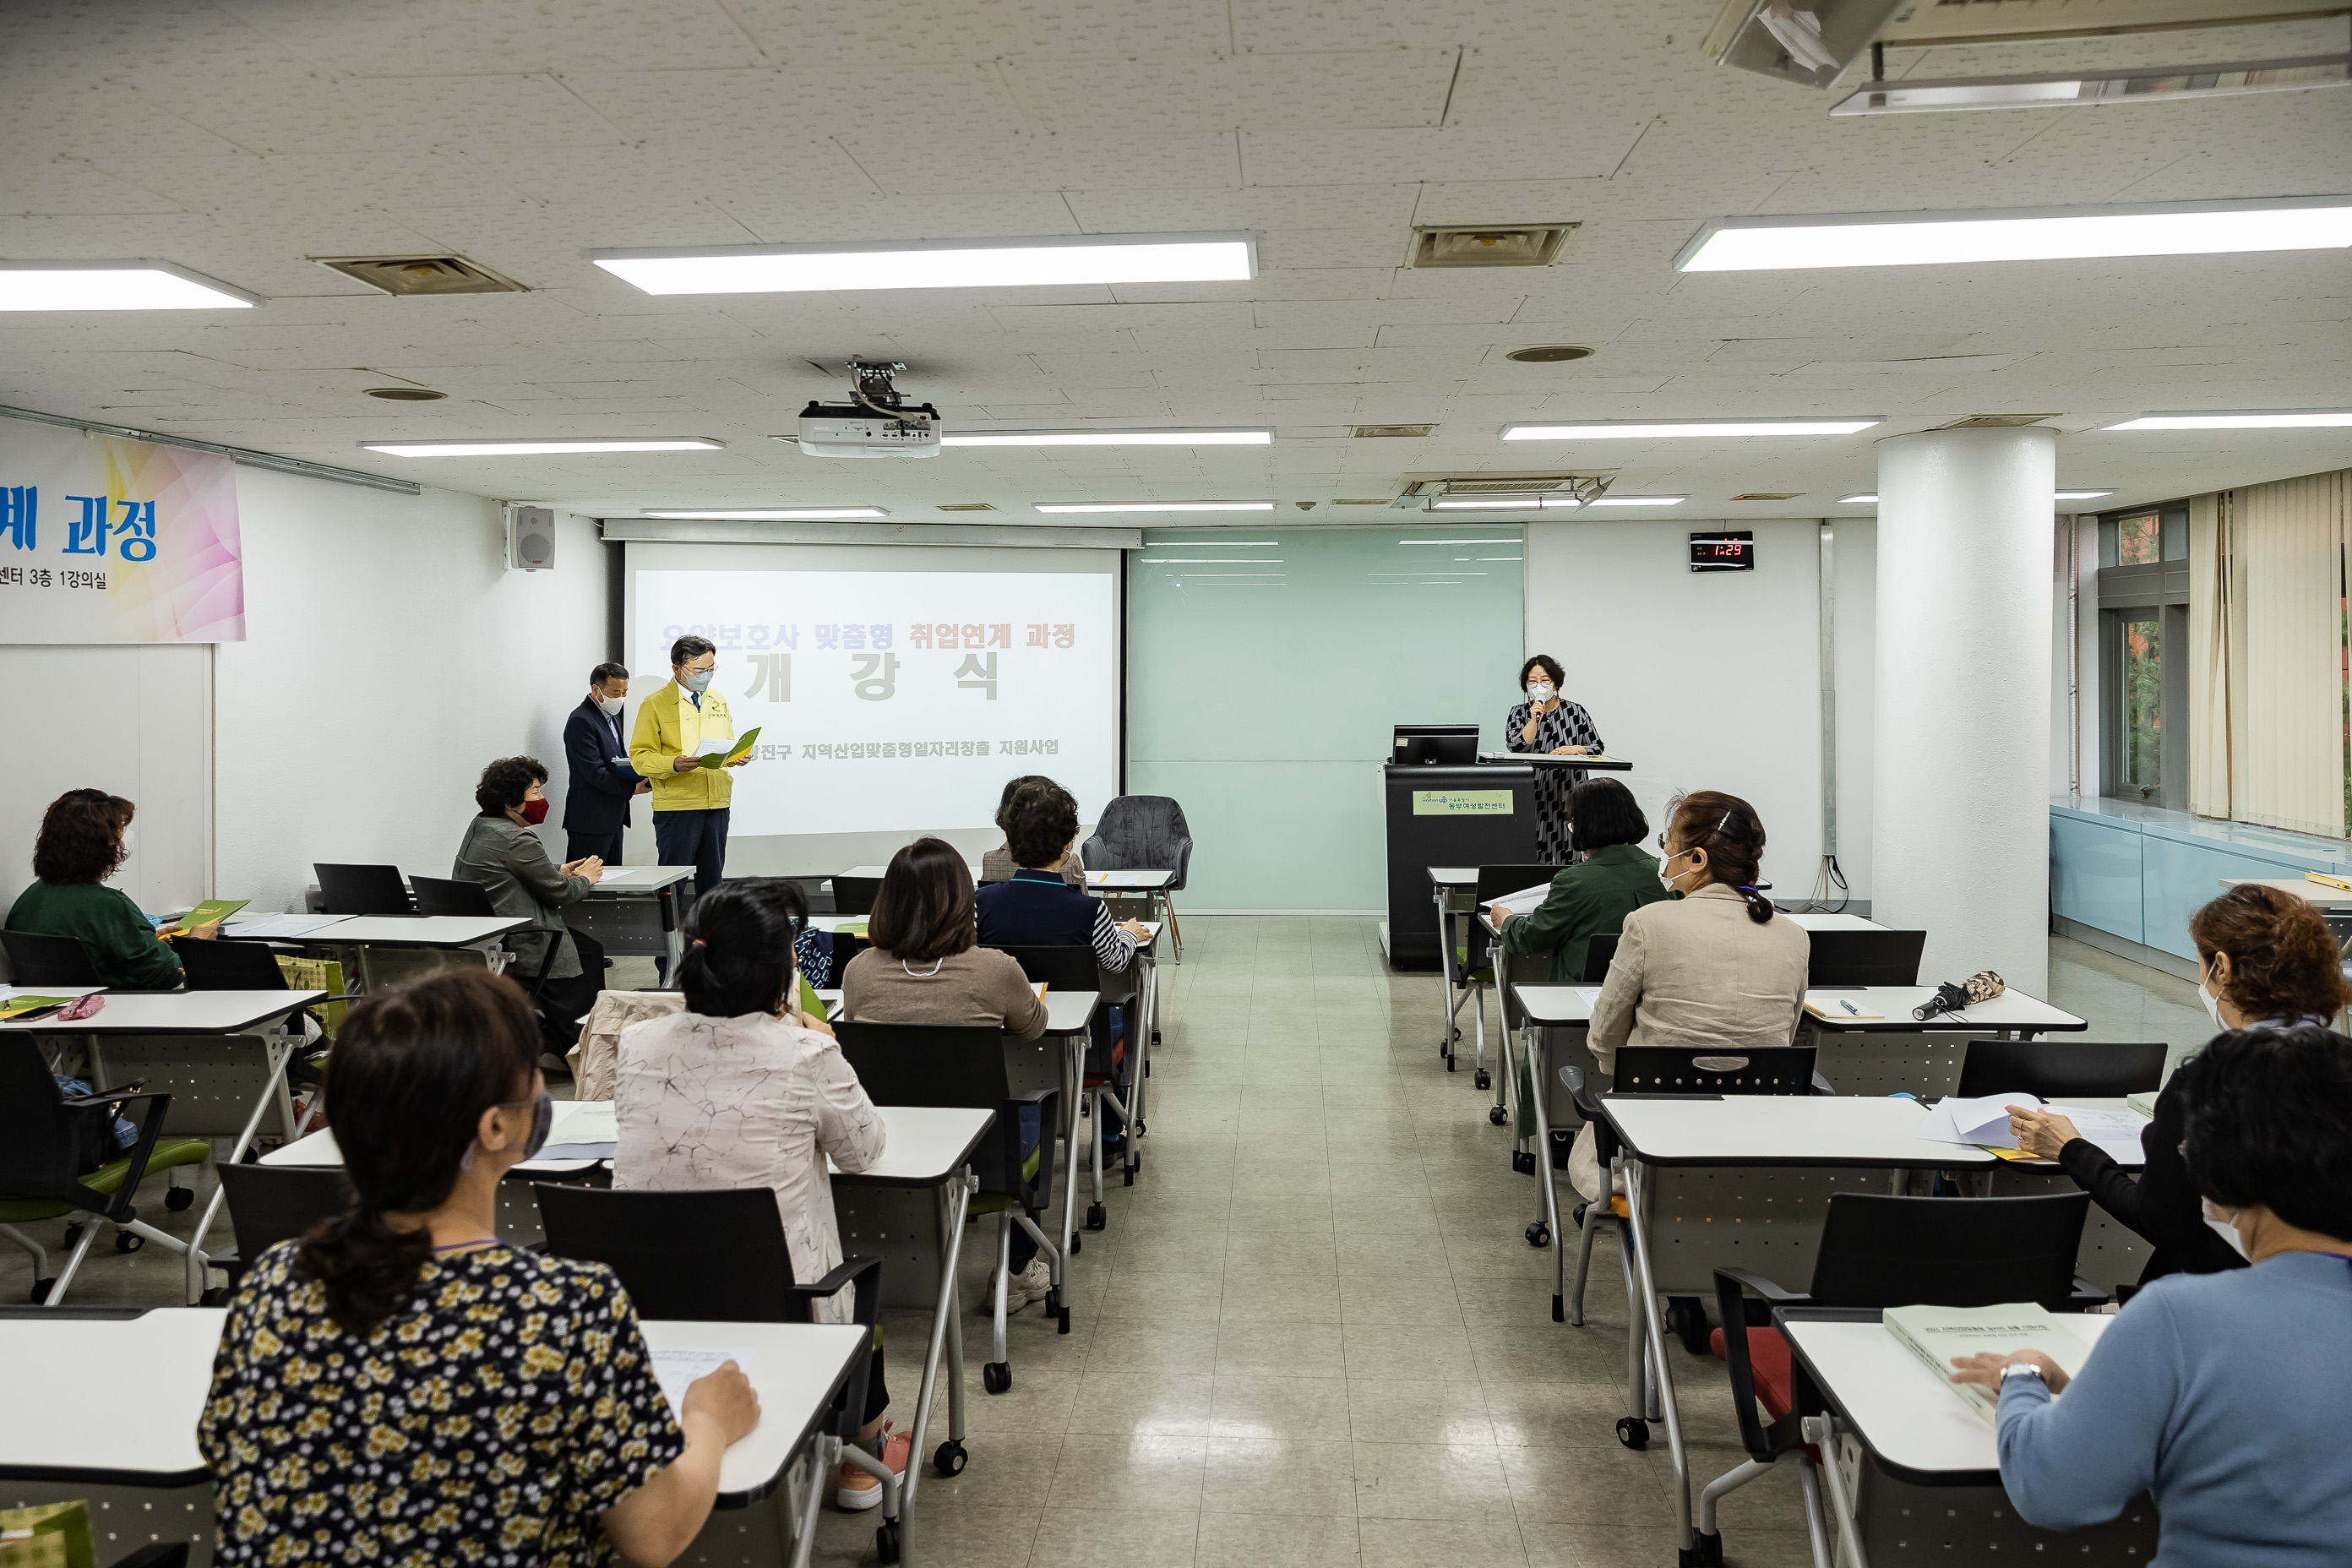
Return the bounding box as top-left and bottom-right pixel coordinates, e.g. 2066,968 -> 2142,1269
1913,970 -> 2005,1022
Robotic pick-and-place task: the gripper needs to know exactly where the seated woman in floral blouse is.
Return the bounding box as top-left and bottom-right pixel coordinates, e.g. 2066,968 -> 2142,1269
199,966 -> 758,1568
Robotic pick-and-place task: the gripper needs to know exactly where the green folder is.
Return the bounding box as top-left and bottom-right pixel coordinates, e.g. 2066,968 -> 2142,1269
160,898 -> 249,934
682,727 -> 760,770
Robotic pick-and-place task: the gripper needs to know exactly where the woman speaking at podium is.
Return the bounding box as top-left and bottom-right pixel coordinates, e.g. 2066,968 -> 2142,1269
1505,654 -> 1603,863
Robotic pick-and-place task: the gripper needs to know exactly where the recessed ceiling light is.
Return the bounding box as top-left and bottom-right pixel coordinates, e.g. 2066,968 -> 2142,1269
1505,345 -> 1594,363
590,232 -> 1256,295
360,438 -> 724,456
644,508 -> 886,520
941,427 -> 1271,447
364,386 -> 448,401
1141,539 -> 1279,545
1505,418 -> 1881,440
1838,494 -> 1879,504
1399,538 -> 1520,545
0,260 -> 258,310
1432,496 -> 1572,509
1034,501 -> 1274,514
2106,410 -> 2352,430
1589,495 -> 1687,506
1677,195 -> 2352,272
1830,55 -> 2351,117
1839,490 -> 2118,504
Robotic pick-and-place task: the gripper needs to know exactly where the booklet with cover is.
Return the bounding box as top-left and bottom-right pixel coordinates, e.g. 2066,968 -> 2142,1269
1882,1303 -> 2093,1424
681,727 -> 760,769
158,898 -> 249,935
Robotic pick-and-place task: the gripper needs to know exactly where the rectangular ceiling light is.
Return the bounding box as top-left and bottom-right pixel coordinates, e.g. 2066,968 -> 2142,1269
590,232 -> 1256,295
943,427 -> 1271,448
1399,538 -> 1520,545
1830,55 -> 2350,117
1840,489 -> 2116,504
644,507 -> 885,520
1505,418 -> 1880,439
1142,539 -> 1277,546
1432,496 -> 1573,509
1034,501 -> 1274,514
1677,195 -> 2352,272
2107,410 -> 2352,430
361,438 -> 724,456
1589,495 -> 1688,506
0,259 -> 258,310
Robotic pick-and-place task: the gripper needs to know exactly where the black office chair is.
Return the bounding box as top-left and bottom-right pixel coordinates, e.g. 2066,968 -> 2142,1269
1563,1045 -> 1824,1346
990,942 -> 1131,1200
313,863 -> 413,916
1957,1039 -> 2167,1101
210,1162 -> 348,1292
534,1184 -> 900,1558
1697,1191 -> 2101,1565
0,929 -> 106,988
411,875 -> 564,997
1582,933 -> 1619,983
835,1021 -> 1064,1384
1805,928 -> 1928,988
832,875 -> 883,917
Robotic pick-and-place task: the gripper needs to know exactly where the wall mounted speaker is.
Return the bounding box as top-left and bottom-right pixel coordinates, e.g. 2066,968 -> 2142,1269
508,505 -> 554,571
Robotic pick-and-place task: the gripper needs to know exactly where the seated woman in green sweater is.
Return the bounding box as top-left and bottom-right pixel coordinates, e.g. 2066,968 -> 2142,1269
7,787 -> 215,989
1489,776 -> 1673,983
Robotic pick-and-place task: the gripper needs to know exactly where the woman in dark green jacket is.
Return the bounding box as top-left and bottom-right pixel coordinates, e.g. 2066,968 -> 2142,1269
1491,777 -> 1673,983
7,787 -> 215,988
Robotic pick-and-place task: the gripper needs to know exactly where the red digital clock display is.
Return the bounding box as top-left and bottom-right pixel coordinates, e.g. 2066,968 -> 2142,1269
1689,531 -> 1756,572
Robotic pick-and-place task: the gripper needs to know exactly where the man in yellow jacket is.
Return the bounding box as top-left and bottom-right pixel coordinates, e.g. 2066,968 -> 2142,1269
628,634 -> 747,896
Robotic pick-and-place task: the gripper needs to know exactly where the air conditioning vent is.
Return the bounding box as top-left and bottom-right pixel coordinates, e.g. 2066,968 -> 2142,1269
362,386 -> 447,401
935,503 -> 997,512
1401,473 -> 1611,498
1505,345 -> 1594,363
1407,225 -> 1576,269
1353,423 -> 1436,438
1331,498 -> 1392,505
1938,414 -> 2059,428
1731,492 -> 1803,501
314,255 -> 527,297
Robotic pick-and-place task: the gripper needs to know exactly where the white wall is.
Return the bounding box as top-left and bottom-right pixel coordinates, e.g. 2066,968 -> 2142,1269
1523,516 -> 1876,903
214,471 -> 607,916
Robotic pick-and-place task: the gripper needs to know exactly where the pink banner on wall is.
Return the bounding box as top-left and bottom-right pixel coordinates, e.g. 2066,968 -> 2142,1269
1,421 -> 244,642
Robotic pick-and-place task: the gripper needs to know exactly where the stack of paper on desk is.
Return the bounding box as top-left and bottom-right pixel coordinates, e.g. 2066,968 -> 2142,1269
1489,883 -> 1552,917
1883,1304 -> 2093,1424
1916,1094 -> 2148,1162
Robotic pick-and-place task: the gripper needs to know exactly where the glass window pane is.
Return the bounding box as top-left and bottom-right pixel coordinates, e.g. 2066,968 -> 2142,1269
2124,615 -> 2163,794
2116,514 -> 2160,566
2162,509 -> 2188,561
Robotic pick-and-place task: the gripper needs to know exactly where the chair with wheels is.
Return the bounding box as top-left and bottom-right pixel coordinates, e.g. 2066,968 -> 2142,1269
1956,1039 -> 2167,1100
209,1161 -> 349,1293
990,942 -> 1132,1210
0,1037 -> 212,1304
0,929 -> 106,988
535,1184 -> 902,1559
1565,1045 -> 1822,1355
411,875 -> 563,996
834,1022 -> 1066,1386
313,863 -> 413,916
173,934 -> 356,1138
1079,794 -> 1192,956
1466,863 -> 1565,1107
1695,1190 -> 2101,1566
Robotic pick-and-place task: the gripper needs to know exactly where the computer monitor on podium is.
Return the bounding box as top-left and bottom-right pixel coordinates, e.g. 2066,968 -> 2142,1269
1392,724 -> 1480,765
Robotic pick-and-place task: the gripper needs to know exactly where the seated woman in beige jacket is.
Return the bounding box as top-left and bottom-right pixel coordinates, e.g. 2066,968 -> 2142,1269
611,877 -> 903,1514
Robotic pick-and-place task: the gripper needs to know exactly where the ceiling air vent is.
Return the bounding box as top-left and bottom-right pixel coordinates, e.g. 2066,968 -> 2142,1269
1353,423 -> 1436,438
1401,474 -> 1611,498
936,503 -> 997,512
1331,498 -> 1392,505
1407,224 -> 1576,269
1505,345 -> 1594,363
363,386 -> 447,401
1938,414 -> 2058,428
314,254 -> 527,297
1731,492 -> 1803,502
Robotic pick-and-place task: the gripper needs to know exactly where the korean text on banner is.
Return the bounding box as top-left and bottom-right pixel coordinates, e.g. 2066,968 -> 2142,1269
0,420 -> 244,642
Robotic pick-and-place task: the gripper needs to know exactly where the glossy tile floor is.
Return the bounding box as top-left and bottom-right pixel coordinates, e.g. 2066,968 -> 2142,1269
1,928 -> 2206,1568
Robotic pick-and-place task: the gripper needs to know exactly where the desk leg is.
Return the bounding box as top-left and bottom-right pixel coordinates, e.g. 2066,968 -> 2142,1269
1062,1037 -> 1085,1266
1491,946 -> 1512,1118
184,1033 -> 294,1304
1526,1023 -> 1564,1320
1134,944 -> 1157,1138
1623,1162 -> 1694,1555
903,1173 -> 974,1515
789,1433 -> 836,1568
1801,1416 -> 1869,1568
1434,890 -> 1453,1063
1798,1453 -> 1837,1568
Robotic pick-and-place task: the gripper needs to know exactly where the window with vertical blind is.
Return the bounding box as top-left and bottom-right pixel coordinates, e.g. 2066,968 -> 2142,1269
1125,525 -> 1526,910
2098,503 -> 2188,808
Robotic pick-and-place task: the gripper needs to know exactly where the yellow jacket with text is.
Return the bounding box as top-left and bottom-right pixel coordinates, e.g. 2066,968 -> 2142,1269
629,680 -> 736,812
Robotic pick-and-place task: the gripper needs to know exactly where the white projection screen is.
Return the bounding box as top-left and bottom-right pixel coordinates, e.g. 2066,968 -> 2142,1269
620,541 -> 1122,875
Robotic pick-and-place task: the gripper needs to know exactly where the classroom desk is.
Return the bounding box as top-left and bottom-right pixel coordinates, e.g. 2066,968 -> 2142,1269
1474,750 -> 1634,771
831,865 -> 1182,959
1587,1093 -> 2008,1561
1783,912 -> 1888,932
264,1098 -> 607,1245
0,1307 -> 872,1568
827,1105 -> 995,1521
1778,1309 -> 2152,1566
225,912 -> 527,992
1427,868 -> 1483,1074
10,988 -> 328,1303
572,864 -> 695,978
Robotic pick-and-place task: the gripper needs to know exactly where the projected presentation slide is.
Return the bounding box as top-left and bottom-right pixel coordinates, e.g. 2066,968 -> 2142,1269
634,568 -> 1118,837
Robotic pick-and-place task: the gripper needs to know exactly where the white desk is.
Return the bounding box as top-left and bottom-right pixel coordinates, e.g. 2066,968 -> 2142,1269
264,1097 -> 605,1178
0,1308 -> 871,1565
226,913 -> 527,993
2219,875 -> 2352,907
1784,912 -> 1887,932
0,984 -> 105,1004
575,864 -> 696,977
1512,983 -> 2085,1037
1778,1310 -> 2141,1563
1476,750 -> 1634,771
1426,868 -> 1486,1078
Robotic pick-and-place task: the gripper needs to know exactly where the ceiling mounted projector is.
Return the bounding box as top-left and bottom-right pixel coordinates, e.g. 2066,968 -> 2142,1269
798,360 -> 941,459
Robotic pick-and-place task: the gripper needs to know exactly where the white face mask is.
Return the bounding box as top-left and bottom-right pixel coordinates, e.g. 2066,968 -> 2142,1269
1658,848 -> 1697,890
2197,957 -> 2225,1030
2200,1198 -> 2251,1260
1527,682 -> 1555,705
596,694 -> 624,716
119,825 -> 137,858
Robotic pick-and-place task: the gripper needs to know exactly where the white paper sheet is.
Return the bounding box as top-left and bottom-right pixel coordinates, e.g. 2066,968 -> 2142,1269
224,914 -> 353,939
548,1103 -> 618,1146
1491,884 -> 1552,917
1917,1094 -> 2147,1162
650,1347 -> 749,1419
1574,986 -> 1603,1004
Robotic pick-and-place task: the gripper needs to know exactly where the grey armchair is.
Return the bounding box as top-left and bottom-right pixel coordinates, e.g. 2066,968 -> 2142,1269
1081,795 -> 1192,954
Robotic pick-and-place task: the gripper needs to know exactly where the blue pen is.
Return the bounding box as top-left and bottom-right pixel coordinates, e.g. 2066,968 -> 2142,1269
1839,999 -> 1861,1016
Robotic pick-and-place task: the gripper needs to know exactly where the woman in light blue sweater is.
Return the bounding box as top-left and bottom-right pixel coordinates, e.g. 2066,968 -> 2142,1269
1950,1024 -> 2352,1566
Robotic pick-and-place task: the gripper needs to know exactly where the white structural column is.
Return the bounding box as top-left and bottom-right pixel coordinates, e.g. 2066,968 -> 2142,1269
1871,427 -> 2056,994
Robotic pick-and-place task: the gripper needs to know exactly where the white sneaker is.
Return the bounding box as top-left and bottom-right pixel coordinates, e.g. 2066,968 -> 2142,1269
1006,1257 -> 1052,1312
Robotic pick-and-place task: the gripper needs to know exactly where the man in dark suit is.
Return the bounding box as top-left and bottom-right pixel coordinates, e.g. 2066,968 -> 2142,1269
563,661 -> 646,864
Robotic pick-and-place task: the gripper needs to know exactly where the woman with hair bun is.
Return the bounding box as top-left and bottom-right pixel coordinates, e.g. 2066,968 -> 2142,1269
612,877 -> 906,1513
200,967 -> 760,1568
2007,881 -> 2352,1281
